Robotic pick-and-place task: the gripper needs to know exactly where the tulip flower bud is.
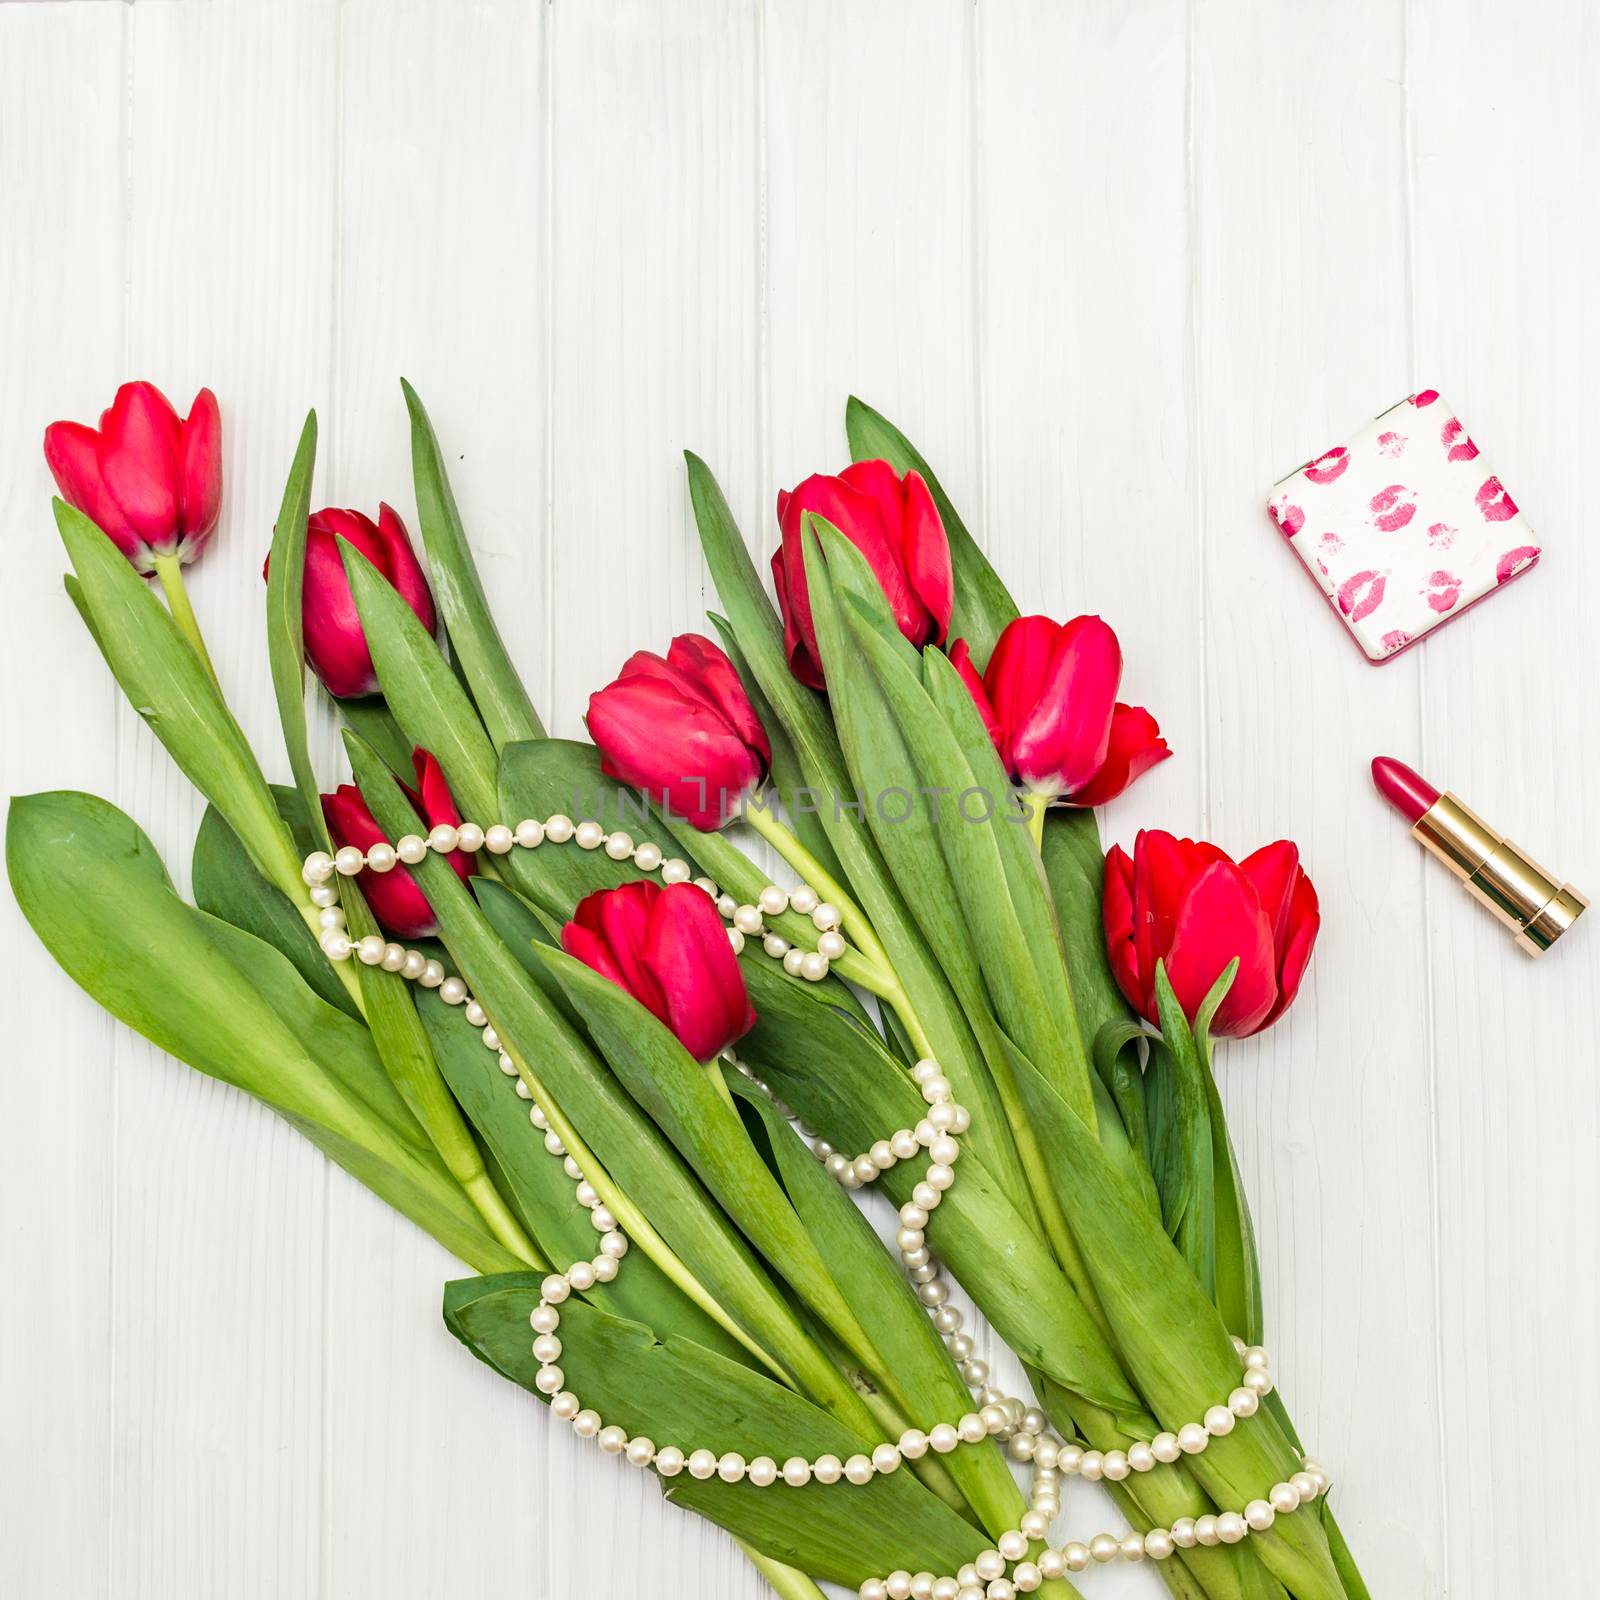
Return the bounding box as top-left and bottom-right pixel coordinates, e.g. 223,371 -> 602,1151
44,381 -> 222,574
587,634 -> 770,830
772,459 -> 954,688
562,881 -> 756,1062
321,749 -> 473,938
1102,829 -> 1321,1038
266,503 -> 437,699
951,614 -> 1170,807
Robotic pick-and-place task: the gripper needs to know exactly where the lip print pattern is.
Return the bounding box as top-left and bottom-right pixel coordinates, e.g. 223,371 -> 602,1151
1441,418 -> 1479,462
1319,531 -> 1344,553
1476,476 -> 1518,521
1424,570 -> 1462,612
1496,545 -> 1539,583
1411,389 -> 1440,407
1305,446 -> 1350,485
1426,521 -> 1457,549
1269,498 -> 1305,538
1380,629 -> 1412,654
1377,431 -> 1407,458
1338,570 -> 1386,622
1370,483 -> 1418,531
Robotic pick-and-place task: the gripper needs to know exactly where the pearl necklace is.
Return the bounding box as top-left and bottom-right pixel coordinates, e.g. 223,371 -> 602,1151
300,815 -> 1331,1597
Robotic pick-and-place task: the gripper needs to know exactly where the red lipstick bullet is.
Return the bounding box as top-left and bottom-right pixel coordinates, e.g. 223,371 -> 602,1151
1371,756 -> 1586,955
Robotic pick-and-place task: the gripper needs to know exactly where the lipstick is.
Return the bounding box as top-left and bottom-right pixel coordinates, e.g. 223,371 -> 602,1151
1371,756 -> 1587,955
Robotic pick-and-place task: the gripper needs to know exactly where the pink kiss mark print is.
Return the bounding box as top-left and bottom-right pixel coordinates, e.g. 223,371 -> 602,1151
1426,521 -> 1457,550
1496,545 -> 1539,583
1370,483 -> 1418,531
1269,499 -> 1305,538
1476,476 -> 1518,521
1441,418 -> 1479,462
1377,431 -> 1408,458
1305,446 -> 1350,485
1319,531 -> 1344,553
1338,570 -> 1387,622
1411,389 -> 1440,407
1380,629 -> 1412,653
1424,570 -> 1463,613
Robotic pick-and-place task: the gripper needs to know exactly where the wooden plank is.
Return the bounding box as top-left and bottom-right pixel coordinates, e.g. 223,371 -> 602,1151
0,8 -> 126,1597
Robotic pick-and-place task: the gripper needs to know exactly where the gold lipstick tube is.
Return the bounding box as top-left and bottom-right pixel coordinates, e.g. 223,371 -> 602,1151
1414,794 -> 1587,956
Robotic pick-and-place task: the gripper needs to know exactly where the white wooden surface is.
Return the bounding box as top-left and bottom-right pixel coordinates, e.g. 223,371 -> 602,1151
3,2 -> 1596,1595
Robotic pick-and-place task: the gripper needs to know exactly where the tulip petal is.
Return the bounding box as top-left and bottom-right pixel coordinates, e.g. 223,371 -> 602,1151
644,882 -> 756,1061
898,469 -> 954,643
97,382 -> 183,547
770,541 -> 824,689
1239,840 -> 1302,953
587,881 -> 671,1025
1130,830 -> 1228,1019
1067,702 -> 1172,807
322,782 -> 437,938
375,503 -> 437,636
1164,861 -> 1278,1038
302,523 -> 379,697
949,639 -> 1002,755
178,388 -> 223,546
1007,615 -> 1121,795
44,421 -> 146,566
412,748 -> 475,886
668,633 -> 770,766
1100,843 -> 1149,1021
1260,870 -> 1320,1029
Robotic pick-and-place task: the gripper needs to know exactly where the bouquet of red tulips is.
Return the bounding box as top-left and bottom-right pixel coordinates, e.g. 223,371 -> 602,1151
10,380 -> 1362,1600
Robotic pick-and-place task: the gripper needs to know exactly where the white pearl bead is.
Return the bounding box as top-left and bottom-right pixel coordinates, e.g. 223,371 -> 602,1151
1205,1404 -> 1235,1436
571,1409 -> 601,1438
973,1552 -> 1004,1583
1243,1345 -> 1270,1369
956,1587 -> 983,1600
1244,1499 -> 1275,1531
439,976 -> 468,1005
897,1428 -> 928,1459
812,1455 -> 842,1484
427,824 -> 459,854
787,884 -> 818,915
540,1275 -> 569,1304
780,946 -> 803,974
320,931 -> 352,961
886,1578 -> 911,1600
533,1365 -> 563,1395
1291,1470 -> 1319,1501
334,845 -> 366,876
918,1281 -> 947,1308
532,1332 -> 562,1363
810,902 -> 840,930
758,885 -> 789,916
957,1412 -> 986,1444
596,1424 -> 627,1454
1036,1549 -> 1065,1580
928,1424 -> 959,1454
456,823 -> 485,853
309,882 -> 339,907
1244,1367 -> 1274,1396
1178,1422 -> 1209,1454
603,831 -> 633,860
781,1456 -> 811,1486
318,906 -> 346,931
961,1358 -> 989,1386
799,951 -> 829,981
484,824 -> 515,855
1170,1519 -> 1196,1549
402,950 -> 427,980
763,933 -> 789,958
1216,1512 -> 1247,1545
1019,1510 -> 1048,1540
1089,1534 -> 1119,1564
590,1255 -> 619,1283
747,1455 -> 777,1486
687,1449 -> 717,1480
660,857 -> 690,884
574,821 -> 605,851
366,842 -> 398,874
1102,1449 -> 1130,1481
892,1130 -> 920,1161
911,1577 -> 934,1600
302,851 -> 334,883
529,1303 -> 560,1333
1127,1441 -> 1155,1473
600,1231 -> 628,1259
1062,1543 -> 1089,1572
1151,1430 -> 1180,1463
420,960 -> 445,988
817,930 -> 846,960
655,1446 -> 685,1476
1228,1385 -> 1259,1417
1143,1529 -> 1174,1560
717,1452 -> 745,1482
397,834 -> 428,864
920,1075 -> 951,1103
1193,1515 -> 1219,1547
727,927 -> 746,955
912,1183 -> 940,1211
567,1261 -> 597,1292
732,904 -> 763,934
1079,1450 -> 1103,1480
381,943 -> 407,972
985,1582 -> 1014,1600
997,1530 -> 1027,1562
1269,1480 -> 1301,1513
626,1436 -> 656,1467
514,819 -> 544,848
859,1582 -> 887,1600
843,1454 -> 873,1484
871,1443 -> 900,1475
631,839 -> 661,870
550,1391 -> 578,1420
1012,1564 -> 1040,1595
356,935 -> 385,966
543,815 -> 574,844
1033,1437 -> 1058,1470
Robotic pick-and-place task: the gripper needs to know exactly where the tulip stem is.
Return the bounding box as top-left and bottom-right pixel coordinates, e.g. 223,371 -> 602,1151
739,800 -> 895,977
1019,788 -> 1050,853
152,553 -> 222,692
294,899 -> 368,1013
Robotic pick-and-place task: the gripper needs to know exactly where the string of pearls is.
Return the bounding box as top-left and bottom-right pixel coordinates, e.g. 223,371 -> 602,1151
299,814 -> 1331,1598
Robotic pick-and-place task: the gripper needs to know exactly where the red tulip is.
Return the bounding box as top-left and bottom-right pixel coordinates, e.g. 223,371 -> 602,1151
1102,830 -> 1320,1039
265,504 -> 436,699
587,634 -> 770,830
321,749 -> 473,939
951,615 -> 1170,805
44,381 -> 222,573
562,880 -> 756,1061
772,458 -> 954,688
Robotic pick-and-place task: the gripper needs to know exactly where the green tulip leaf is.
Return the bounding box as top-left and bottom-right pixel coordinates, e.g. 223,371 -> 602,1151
401,379 -> 545,749
340,538 -> 499,825
442,1280 -> 989,1585
843,397 -> 1019,673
